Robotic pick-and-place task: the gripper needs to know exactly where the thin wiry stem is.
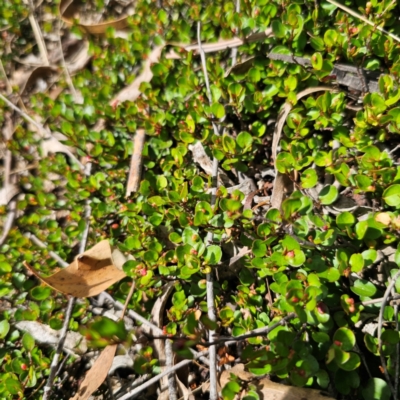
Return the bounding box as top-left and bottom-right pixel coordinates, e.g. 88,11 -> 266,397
326,0 -> 400,43
43,164 -> 92,399
230,0 -> 241,66
24,232 -> 69,267
392,288 -> 399,398
42,297 -> 75,400
197,21 -> 219,400
117,349 -> 210,400
377,270 -> 400,398
116,313 -> 295,400
0,59 -> 12,93
23,0 -> 49,65
57,18 -> 79,102
0,93 -> 84,169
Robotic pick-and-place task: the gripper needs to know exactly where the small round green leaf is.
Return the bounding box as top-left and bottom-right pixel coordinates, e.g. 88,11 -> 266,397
336,212 -> 356,229
362,378 -> 391,400
351,279 -> 377,297
22,332 -> 35,352
319,185 -> 338,205
271,20 -> 286,38
333,327 -> 356,351
301,168 -> 318,188
204,245 -> 222,265
211,102 -> 225,119
0,319 -> 10,339
349,253 -> 364,273
383,184 -> 400,207
311,52 -> 323,70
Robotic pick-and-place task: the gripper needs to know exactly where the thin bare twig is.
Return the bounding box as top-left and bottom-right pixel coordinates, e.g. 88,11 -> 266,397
120,279 -> 135,319
23,0 -> 49,65
0,93 -> 84,169
42,297 -> 75,400
326,0 -> 400,43
377,270 -> 400,398
0,59 -> 12,94
0,115 -> 17,246
197,21 -> 219,400
43,164 -> 92,400
148,313 -> 297,346
117,349 -> 210,400
230,0 -> 241,66
126,129 -> 146,197
24,232 -> 69,267
117,313 -> 296,400
0,200 -> 17,247
392,287 -> 399,398
57,18 -> 79,102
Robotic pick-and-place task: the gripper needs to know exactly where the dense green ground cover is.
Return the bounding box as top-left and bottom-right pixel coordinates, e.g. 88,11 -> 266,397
2,0 -> 400,398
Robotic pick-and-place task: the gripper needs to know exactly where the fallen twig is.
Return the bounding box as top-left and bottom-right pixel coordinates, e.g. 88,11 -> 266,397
230,0 -> 241,66
197,21 -> 219,400
117,349 -> 210,400
57,18 -> 80,102
377,270 -> 400,398
24,232 -> 69,267
0,93 -> 84,169
0,200 -> 17,247
42,164 -> 92,400
126,129 -> 146,197
42,297 -> 76,400
23,0 -> 49,65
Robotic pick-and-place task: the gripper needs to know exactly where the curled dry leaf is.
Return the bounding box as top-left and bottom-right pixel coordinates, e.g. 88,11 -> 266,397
15,321 -> 87,354
20,66 -> 59,98
60,0 -> 133,35
24,240 -> 127,297
219,364 -> 334,400
70,344 -> 118,400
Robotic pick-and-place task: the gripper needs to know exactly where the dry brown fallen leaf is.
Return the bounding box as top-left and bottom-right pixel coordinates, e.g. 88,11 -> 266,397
60,0 -> 132,34
24,240 -> 127,297
70,344 -> 118,400
220,364 -> 334,400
